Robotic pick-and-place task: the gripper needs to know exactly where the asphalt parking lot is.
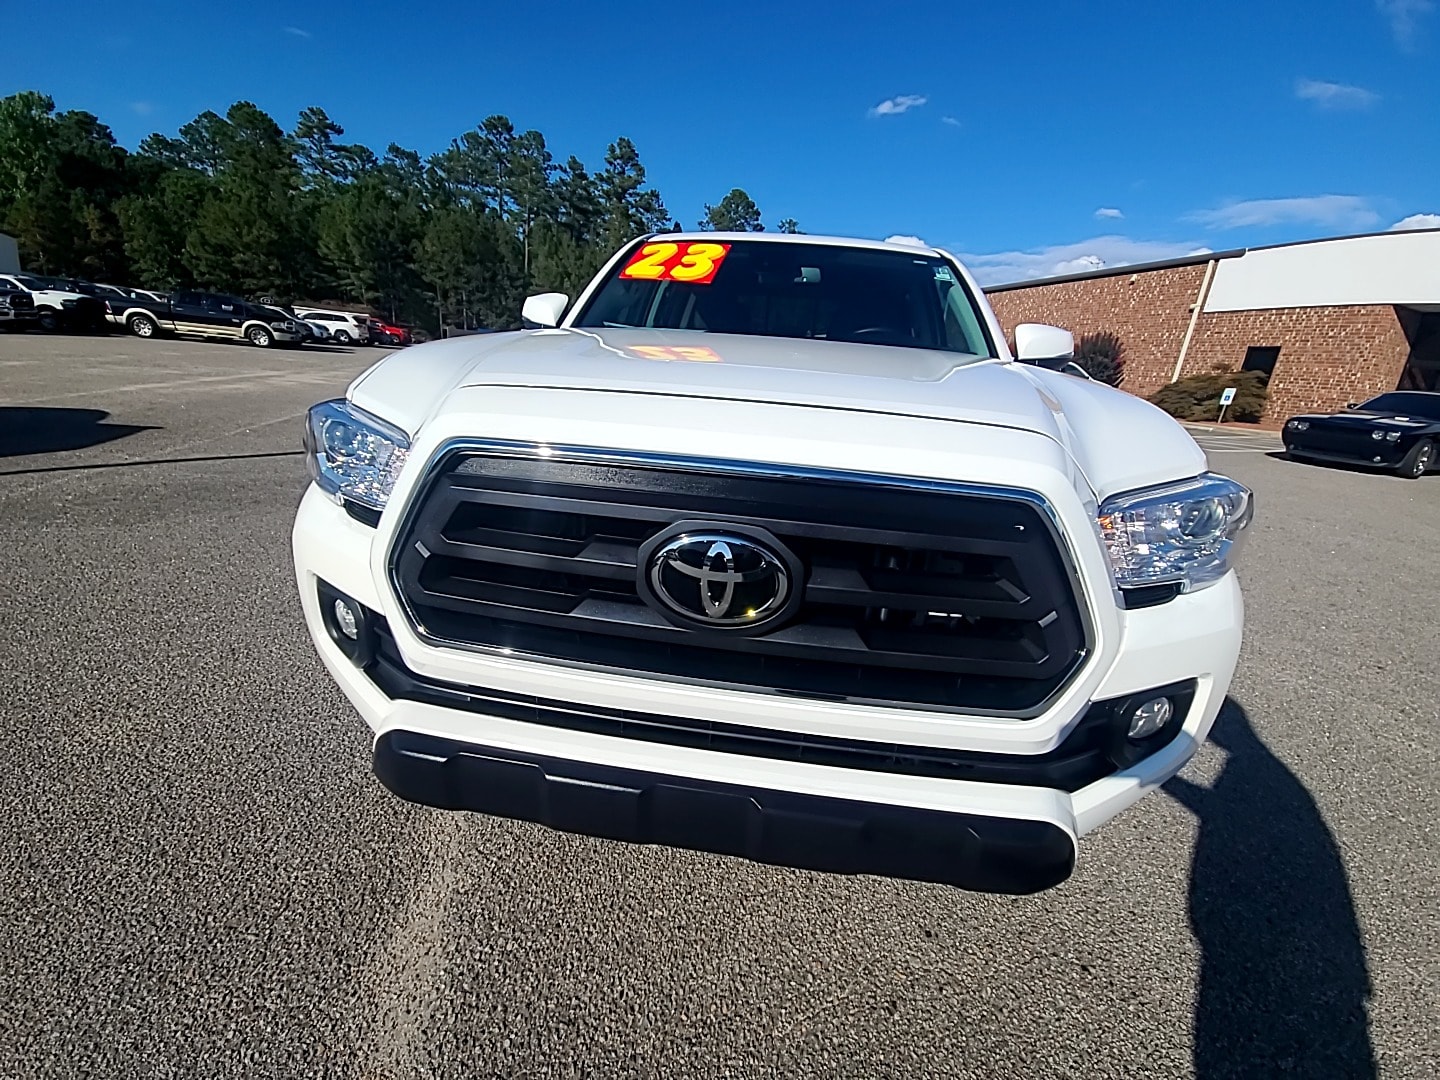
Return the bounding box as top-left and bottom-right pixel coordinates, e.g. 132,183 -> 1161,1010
1,334 -> 1436,1080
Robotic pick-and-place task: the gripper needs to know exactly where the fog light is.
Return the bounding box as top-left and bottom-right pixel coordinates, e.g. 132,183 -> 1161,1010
333,597 -> 359,640
1127,697 -> 1173,740
317,580 -> 376,667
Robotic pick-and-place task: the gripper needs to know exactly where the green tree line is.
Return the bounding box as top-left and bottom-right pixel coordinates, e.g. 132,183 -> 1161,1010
0,91 -> 798,330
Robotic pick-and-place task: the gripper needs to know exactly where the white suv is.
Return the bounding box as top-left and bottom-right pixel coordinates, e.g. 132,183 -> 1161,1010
296,308 -> 369,345
293,234 -> 1249,894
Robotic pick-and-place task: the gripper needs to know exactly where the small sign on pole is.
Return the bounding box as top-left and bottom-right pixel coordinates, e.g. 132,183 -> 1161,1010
1217,386 -> 1237,423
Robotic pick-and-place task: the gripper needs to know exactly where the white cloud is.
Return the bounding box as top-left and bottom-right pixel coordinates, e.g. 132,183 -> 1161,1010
129,101 -> 154,116
1376,0 -> 1434,48
1295,78 -> 1380,109
941,115 -> 962,127
868,94 -> 927,117
1188,194 -> 1380,230
958,236 -> 1213,286
284,26 -> 312,38
884,235 -> 929,247
1389,213 -> 1440,231
1094,207 -> 1124,220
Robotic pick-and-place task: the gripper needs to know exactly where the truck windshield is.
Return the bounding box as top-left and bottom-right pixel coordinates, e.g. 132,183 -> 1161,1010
574,240 -> 995,357
56,279 -> 102,295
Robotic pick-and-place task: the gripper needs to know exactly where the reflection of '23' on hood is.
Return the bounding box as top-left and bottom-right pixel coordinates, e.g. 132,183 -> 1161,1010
349,324 -> 1206,501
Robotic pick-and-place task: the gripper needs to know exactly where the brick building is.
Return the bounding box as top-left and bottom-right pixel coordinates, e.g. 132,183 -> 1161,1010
984,229 -> 1440,421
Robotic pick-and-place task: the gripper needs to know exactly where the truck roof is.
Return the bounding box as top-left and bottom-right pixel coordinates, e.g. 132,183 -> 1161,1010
652,233 -> 943,257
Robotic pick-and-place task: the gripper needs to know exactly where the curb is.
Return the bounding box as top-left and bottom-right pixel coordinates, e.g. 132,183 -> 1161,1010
1181,422 -> 1283,438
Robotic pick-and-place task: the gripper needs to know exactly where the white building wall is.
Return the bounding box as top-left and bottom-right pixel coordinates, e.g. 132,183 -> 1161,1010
1204,229 -> 1440,313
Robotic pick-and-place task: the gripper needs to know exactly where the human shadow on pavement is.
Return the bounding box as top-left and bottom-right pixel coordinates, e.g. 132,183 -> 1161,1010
0,407 -> 158,458
1166,699 -> 1376,1079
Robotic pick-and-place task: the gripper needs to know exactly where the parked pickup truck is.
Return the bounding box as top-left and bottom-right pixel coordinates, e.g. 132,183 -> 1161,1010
294,233 -> 1252,895
108,290 -> 301,347
0,278 -> 39,329
0,273 -> 107,332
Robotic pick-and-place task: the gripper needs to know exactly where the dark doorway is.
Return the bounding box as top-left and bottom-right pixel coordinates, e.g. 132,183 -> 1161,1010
1240,345 -> 1280,378
1396,309 -> 1440,390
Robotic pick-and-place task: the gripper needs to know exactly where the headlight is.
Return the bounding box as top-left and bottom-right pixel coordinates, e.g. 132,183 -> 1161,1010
303,399 -> 410,510
61,298 -> 78,308
1097,473 -> 1253,592
271,320 -> 289,329
1286,419 -> 1309,431
1386,431 -> 1401,441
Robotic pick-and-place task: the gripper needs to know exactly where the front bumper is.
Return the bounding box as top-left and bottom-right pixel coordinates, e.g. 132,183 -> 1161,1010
57,303 -> 108,331
1283,434 -> 1407,467
377,730 -> 1077,893
294,478 -> 1242,893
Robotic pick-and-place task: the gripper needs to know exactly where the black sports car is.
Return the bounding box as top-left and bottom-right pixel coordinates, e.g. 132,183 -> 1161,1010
1282,391 -> 1440,478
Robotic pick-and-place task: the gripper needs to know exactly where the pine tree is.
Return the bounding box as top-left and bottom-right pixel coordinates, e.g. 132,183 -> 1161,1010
699,188 -> 763,232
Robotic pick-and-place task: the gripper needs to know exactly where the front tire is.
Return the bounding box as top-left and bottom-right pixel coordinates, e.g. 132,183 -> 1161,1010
1398,440 -> 1433,479
37,307 -> 60,333
128,312 -> 159,338
247,325 -> 274,348
333,329 -> 352,345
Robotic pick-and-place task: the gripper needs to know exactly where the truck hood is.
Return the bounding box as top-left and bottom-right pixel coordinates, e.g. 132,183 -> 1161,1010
1297,409 -> 1439,430
349,327 -> 1206,500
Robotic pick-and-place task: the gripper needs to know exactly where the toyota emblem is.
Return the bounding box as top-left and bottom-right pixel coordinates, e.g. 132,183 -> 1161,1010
639,527 -> 798,631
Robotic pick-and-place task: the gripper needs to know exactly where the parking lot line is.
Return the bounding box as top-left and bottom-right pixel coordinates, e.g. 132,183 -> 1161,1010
0,368 -> 315,406
1196,444 -> 1278,453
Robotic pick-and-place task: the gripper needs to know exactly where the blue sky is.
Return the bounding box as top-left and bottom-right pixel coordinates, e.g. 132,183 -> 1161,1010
7,0 -> 1438,283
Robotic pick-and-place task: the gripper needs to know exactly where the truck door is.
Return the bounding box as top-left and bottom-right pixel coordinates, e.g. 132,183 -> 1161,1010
204,294 -> 246,337
170,291 -> 209,336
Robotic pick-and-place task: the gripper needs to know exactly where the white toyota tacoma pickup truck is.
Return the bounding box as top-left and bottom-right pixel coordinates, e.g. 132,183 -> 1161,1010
294,234 -> 1250,894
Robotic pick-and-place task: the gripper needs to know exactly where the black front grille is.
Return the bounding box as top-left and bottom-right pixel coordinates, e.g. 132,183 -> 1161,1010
1296,425 -> 1380,455
391,449 -> 1090,714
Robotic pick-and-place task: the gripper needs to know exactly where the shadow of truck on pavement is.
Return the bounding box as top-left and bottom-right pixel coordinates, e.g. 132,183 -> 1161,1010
1167,699 -> 1376,1079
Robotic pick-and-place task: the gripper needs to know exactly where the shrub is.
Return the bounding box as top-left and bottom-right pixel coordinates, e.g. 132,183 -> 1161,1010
1148,369 -> 1269,422
1074,331 -> 1125,386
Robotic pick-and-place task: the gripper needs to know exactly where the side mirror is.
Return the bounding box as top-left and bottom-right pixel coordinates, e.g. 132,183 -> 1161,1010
1014,323 -> 1075,362
521,292 -> 569,329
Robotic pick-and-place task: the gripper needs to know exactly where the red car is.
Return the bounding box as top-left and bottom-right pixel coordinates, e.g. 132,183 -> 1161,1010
368,318 -> 411,346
